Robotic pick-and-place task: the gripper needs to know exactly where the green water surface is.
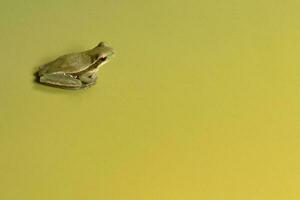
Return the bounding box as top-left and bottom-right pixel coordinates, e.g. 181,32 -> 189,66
1,0 -> 300,199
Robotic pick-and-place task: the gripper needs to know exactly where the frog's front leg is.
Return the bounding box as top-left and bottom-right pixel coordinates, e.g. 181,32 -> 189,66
78,72 -> 98,88
39,73 -> 82,89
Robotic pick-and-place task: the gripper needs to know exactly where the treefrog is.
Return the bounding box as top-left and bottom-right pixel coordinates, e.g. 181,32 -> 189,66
37,42 -> 114,89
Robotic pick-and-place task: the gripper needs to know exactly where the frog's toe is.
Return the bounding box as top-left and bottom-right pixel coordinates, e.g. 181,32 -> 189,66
81,80 -> 97,89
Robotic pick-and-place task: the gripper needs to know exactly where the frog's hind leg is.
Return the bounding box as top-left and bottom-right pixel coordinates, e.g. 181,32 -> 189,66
39,73 -> 82,89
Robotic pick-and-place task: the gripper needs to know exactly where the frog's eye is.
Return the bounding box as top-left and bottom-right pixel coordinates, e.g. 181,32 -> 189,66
100,56 -> 107,62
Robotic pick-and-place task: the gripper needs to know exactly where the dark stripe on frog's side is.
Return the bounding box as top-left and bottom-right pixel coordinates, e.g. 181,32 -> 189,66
70,56 -> 102,76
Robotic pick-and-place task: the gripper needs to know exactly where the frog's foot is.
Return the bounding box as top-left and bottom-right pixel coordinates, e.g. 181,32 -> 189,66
79,74 -> 97,89
39,73 -> 82,89
80,81 -> 97,89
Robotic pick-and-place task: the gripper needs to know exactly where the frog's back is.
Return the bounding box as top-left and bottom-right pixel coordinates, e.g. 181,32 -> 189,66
39,53 -> 93,75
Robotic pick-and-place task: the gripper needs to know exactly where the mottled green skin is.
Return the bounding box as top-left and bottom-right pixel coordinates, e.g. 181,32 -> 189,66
37,42 -> 114,89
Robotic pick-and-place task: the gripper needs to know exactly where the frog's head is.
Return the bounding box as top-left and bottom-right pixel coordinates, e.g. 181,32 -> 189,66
93,42 -> 114,65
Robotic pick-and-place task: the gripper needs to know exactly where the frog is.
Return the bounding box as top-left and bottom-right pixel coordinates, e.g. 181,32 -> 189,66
36,42 -> 114,89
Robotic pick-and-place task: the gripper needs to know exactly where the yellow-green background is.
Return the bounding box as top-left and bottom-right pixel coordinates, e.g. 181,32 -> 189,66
1,0 -> 300,199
